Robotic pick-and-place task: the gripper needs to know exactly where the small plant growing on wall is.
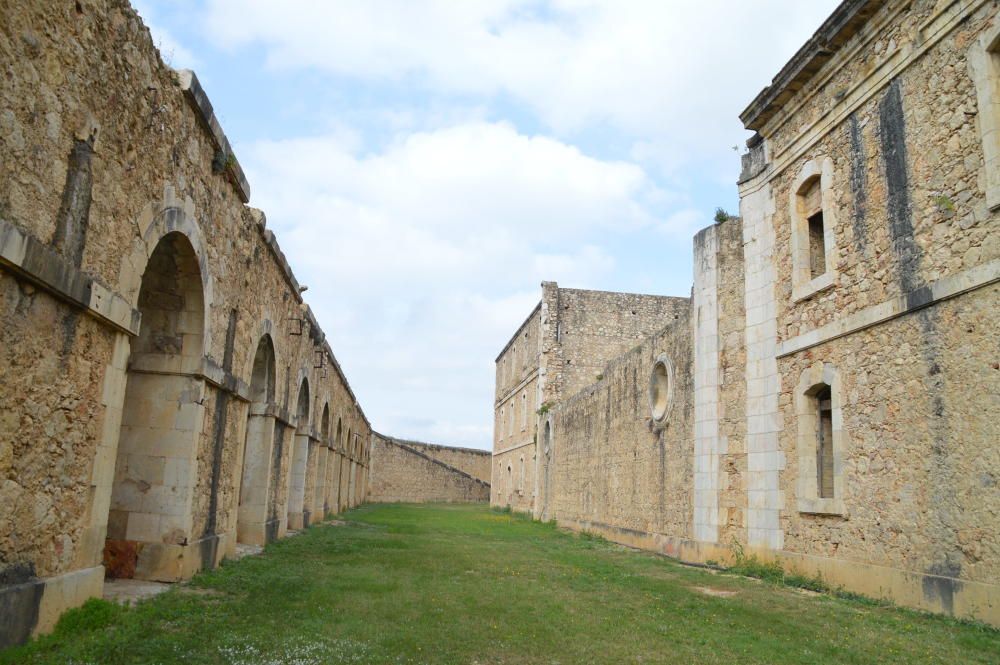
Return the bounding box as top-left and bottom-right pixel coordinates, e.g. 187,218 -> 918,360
536,401 -> 553,416
714,207 -> 731,223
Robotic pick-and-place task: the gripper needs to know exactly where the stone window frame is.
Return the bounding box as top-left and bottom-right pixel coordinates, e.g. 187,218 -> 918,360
968,20 -> 1000,211
518,455 -> 525,494
499,407 -> 505,441
795,361 -> 847,516
789,157 -> 838,302
648,353 -> 675,428
521,391 -> 528,429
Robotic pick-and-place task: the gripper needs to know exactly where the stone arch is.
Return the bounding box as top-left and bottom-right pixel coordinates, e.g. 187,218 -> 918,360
237,334 -> 278,545
287,377 -> 312,529
118,195 -> 213,355
789,157 -> 837,300
794,362 -> 846,516
105,230 -> 207,580
296,376 -> 311,425
315,403 -> 332,516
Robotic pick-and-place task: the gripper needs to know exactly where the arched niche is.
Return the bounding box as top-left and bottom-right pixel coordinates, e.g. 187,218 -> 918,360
105,231 -> 206,580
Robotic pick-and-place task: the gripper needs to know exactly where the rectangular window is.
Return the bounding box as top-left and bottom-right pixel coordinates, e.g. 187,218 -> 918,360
808,211 -> 826,279
816,386 -> 834,498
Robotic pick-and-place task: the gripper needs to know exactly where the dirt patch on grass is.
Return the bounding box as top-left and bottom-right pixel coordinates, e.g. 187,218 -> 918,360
691,586 -> 739,598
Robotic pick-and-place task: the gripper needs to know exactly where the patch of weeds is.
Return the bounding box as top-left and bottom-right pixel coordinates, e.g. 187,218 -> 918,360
52,598 -> 126,637
714,207 -> 731,223
536,401 -> 553,416
933,194 -> 955,213
785,573 -> 830,593
491,505 -> 513,515
725,538 -> 826,590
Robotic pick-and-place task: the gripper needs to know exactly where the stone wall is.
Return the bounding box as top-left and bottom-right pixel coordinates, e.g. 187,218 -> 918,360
368,435 -> 490,503
737,0 -> 1000,622
378,438 -> 491,483
512,0 -> 1000,627
0,0 -> 372,646
493,283 -> 690,517
549,310 -> 694,538
541,284 -> 691,405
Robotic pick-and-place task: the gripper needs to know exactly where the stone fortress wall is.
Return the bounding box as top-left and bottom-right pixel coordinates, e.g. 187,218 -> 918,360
497,0 -> 1000,626
0,0 -> 375,647
491,285 -> 690,516
368,435 -> 491,504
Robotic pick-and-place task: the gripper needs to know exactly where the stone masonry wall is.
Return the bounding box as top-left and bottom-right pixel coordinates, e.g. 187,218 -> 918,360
737,0 -> 1000,622
549,308 -> 694,538
380,438 -> 491,483
0,0 -> 372,645
369,435 -> 490,503
544,287 -> 691,405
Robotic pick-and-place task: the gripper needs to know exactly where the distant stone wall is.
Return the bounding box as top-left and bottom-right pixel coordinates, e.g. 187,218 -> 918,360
549,307 -> 694,538
369,435 -> 490,504
384,438 -> 491,483
541,285 -> 691,404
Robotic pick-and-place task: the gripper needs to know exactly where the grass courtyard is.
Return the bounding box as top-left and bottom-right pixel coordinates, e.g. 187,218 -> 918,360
4,503 -> 998,664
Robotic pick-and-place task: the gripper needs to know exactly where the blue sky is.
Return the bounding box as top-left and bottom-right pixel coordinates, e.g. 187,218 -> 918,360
134,0 -> 840,449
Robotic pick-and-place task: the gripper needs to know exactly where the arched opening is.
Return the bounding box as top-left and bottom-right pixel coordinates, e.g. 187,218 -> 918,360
314,403 -> 331,517
287,377 -> 311,530
342,428 -> 353,511
237,334 -> 277,545
347,431 -> 358,508
333,417 -> 343,513
105,231 -> 206,580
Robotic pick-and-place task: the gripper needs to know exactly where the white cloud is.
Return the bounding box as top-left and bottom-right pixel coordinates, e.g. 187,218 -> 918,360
149,0 -> 845,448
243,122 -> 659,447
203,0 -> 840,163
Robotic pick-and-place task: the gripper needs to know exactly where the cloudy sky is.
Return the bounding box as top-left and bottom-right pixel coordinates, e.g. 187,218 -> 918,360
135,0 -> 839,449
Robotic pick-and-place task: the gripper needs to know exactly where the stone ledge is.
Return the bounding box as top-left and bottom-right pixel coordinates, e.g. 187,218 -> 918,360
777,260 -> 1000,357
0,218 -> 140,335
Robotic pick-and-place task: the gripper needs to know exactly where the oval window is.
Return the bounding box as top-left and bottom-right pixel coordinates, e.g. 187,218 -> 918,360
649,355 -> 674,425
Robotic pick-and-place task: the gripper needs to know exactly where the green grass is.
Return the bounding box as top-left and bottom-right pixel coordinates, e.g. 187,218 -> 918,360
4,504 -> 998,664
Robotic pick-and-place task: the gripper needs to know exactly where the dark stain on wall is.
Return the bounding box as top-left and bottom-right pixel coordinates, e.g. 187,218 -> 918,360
205,310 -> 239,540
879,78 -> 960,599
879,79 -> 922,295
848,113 -> 869,252
52,138 -> 95,268
0,563 -> 43,649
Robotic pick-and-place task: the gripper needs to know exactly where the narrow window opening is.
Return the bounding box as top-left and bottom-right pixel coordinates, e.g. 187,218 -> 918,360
816,386 -> 834,499
808,211 -> 826,278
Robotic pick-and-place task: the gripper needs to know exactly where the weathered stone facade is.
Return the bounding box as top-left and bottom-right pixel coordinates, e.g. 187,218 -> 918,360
368,435 -> 491,504
498,0 -> 1000,625
0,1 -> 372,647
492,283 -> 690,515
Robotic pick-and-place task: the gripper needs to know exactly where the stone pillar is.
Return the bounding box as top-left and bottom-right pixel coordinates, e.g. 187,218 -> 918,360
237,406 -> 277,546
286,431 -> 311,530
312,445 -> 328,521
740,178 -> 784,550
693,224 -> 722,543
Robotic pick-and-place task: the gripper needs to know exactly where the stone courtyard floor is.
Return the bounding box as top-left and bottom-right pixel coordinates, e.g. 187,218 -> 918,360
3,504 -> 998,664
